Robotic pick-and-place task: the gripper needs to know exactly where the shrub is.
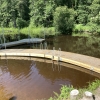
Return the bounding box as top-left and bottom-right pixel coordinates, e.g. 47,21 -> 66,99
54,6 -> 75,34
16,18 -> 29,28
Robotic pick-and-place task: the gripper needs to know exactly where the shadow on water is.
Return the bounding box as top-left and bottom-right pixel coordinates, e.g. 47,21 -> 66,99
9,96 -> 17,100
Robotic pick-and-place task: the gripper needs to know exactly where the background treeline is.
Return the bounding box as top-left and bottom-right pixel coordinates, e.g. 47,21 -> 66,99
0,0 -> 100,34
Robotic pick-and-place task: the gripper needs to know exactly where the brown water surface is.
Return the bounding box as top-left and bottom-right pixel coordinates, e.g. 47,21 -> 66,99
0,58 -> 99,100
1,35 -> 100,99
9,35 -> 100,58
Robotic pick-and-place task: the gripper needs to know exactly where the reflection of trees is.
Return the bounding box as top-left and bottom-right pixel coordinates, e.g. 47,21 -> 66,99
73,36 -> 100,58
0,59 -> 99,88
47,35 -> 100,58
35,61 -> 97,88
0,59 -> 9,74
0,59 -> 31,77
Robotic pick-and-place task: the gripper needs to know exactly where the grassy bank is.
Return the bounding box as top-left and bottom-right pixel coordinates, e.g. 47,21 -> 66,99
49,79 -> 100,100
0,24 -> 100,43
0,27 -> 55,42
73,24 -> 100,36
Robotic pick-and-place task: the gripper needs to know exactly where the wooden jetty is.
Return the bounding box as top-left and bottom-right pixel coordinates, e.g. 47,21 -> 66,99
0,38 -> 45,48
0,49 -> 100,75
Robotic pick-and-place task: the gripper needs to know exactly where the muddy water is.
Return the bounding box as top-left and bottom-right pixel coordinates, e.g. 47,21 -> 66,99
0,59 -> 99,100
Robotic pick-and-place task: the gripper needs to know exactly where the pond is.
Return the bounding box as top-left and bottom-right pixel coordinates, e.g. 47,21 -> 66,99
9,35 -> 100,58
0,58 -> 99,100
0,35 -> 100,100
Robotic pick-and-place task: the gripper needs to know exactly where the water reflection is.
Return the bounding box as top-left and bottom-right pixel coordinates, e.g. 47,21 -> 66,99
52,61 -> 61,72
0,59 -> 31,77
0,59 -> 99,100
46,35 -> 100,58
9,35 -> 100,58
35,60 -> 98,87
73,36 -> 100,57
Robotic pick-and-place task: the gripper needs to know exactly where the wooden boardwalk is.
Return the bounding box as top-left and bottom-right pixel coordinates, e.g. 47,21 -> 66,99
0,49 -> 100,75
0,38 -> 44,48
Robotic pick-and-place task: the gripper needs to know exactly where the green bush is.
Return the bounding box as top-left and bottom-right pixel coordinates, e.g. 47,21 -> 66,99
16,18 -> 29,28
54,6 -> 75,34
49,85 -> 74,100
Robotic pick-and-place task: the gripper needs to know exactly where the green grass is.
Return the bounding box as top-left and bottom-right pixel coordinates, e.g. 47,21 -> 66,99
20,27 -> 55,37
0,24 -> 100,42
49,85 -> 74,100
73,24 -> 100,36
0,27 -> 55,36
49,79 -> 100,100
0,27 -> 55,42
72,32 -> 91,37
78,79 -> 100,99
73,24 -> 90,33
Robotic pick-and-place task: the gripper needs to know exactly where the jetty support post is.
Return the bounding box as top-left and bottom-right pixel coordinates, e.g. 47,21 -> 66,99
58,48 -> 61,62
40,43 -> 43,50
52,47 -> 55,60
70,89 -> 79,100
2,27 -> 6,49
84,91 -> 93,100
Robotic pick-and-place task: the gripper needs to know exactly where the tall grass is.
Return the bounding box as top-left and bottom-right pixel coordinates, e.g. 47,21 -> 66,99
20,27 -> 55,37
49,79 -> 100,100
73,24 -> 92,33
73,24 -> 100,36
0,27 -> 55,42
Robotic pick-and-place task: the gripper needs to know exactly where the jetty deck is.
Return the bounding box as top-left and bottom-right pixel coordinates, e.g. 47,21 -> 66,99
0,38 -> 45,48
0,49 -> 100,74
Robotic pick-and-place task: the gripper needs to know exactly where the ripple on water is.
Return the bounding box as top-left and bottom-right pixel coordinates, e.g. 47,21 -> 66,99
0,59 -> 99,100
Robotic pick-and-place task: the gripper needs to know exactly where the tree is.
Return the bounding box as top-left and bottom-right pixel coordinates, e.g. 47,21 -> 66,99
76,5 -> 89,24
88,0 -> 100,25
75,0 -> 93,25
54,6 -> 75,34
16,18 -> 28,28
0,0 -> 30,27
0,0 -> 12,27
10,0 -> 18,27
16,0 -> 30,21
29,0 -> 55,27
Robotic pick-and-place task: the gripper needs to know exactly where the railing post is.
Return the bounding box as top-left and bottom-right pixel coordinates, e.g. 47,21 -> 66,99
2,27 -> 6,49
52,47 -> 55,60
58,48 -> 61,61
44,41 -> 48,50
84,91 -> 93,100
40,43 -> 43,50
70,89 -> 79,100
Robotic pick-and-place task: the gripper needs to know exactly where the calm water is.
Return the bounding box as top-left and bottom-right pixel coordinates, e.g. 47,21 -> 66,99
10,35 -> 100,58
0,58 -> 99,100
0,35 -> 100,99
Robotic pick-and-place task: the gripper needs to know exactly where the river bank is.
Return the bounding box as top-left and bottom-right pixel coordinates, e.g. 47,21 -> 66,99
80,86 -> 100,100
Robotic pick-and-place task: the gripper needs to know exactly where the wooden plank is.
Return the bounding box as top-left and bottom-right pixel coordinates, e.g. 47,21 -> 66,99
0,38 -> 45,48
0,49 -> 100,74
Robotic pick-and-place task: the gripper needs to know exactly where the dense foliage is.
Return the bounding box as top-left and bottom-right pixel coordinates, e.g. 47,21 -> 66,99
0,0 -> 100,34
54,6 -> 75,34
